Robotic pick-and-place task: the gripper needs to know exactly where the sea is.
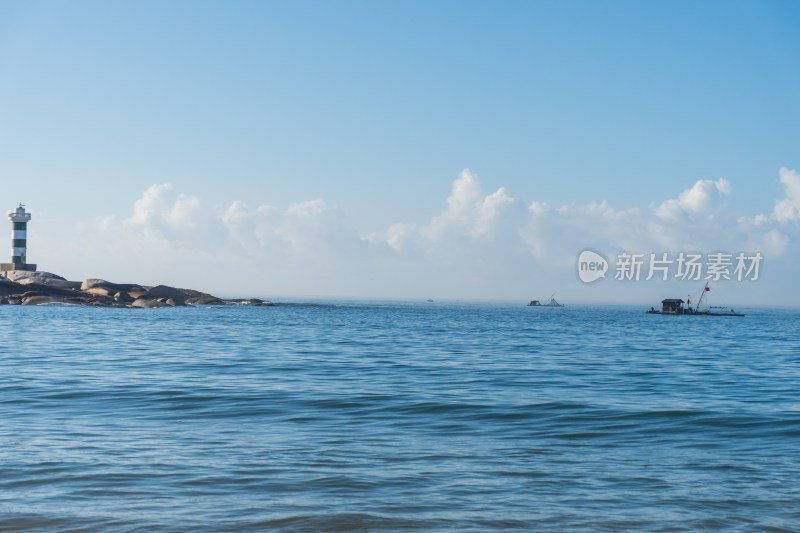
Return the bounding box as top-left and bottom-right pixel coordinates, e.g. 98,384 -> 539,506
0,302 -> 798,532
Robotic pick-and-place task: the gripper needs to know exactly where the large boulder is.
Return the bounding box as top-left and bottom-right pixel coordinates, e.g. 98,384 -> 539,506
131,298 -> 169,308
18,277 -> 82,290
145,285 -> 187,305
128,288 -> 147,298
21,295 -> 72,306
82,278 -> 145,293
19,290 -> 45,299
145,285 -> 187,298
0,279 -> 28,297
81,278 -> 108,290
5,270 -> 66,282
186,294 -> 225,305
114,291 -> 135,303
83,286 -> 117,297
1,271 -> 80,290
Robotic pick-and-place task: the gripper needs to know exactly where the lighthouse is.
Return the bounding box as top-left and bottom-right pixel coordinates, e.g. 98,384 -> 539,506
1,204 -> 37,274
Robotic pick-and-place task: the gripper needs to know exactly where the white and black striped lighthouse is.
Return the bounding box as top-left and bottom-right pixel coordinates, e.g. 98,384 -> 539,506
1,204 -> 37,274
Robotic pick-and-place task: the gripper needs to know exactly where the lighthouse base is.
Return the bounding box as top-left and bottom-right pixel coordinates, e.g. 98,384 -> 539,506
1,263 -> 37,274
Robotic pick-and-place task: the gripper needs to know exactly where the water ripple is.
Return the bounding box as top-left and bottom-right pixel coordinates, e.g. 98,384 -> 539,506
0,303 -> 798,531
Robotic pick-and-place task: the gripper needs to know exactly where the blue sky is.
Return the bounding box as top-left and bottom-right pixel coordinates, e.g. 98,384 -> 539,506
1,1 -> 799,302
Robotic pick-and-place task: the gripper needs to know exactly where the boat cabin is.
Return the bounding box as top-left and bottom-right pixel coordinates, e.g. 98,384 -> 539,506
661,298 -> 685,314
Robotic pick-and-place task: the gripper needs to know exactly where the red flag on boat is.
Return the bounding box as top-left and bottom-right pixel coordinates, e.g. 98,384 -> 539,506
705,287 -> 710,291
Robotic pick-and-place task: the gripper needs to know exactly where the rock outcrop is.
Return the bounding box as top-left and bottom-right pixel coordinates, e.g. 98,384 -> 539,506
6,271 -> 65,282
0,271 -> 270,308
5,271 -> 82,290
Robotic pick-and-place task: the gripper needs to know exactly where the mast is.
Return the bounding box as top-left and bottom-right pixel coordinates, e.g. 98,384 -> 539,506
695,282 -> 709,311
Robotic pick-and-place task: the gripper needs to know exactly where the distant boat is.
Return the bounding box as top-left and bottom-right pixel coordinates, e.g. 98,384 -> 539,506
645,282 -> 744,316
528,293 -> 564,307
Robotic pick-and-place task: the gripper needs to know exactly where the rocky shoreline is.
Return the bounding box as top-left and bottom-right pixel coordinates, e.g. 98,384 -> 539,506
0,271 -> 273,308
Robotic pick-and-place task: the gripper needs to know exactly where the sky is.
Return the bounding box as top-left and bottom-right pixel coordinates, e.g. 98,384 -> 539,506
0,1 -> 799,304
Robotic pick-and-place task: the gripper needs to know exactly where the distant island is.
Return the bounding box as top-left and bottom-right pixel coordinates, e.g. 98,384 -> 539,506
0,270 -> 272,308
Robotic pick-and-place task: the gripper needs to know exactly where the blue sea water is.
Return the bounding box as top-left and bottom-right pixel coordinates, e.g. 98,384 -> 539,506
0,302 -> 798,532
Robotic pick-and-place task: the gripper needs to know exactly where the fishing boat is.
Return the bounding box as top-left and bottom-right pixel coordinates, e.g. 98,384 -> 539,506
528,293 -> 565,307
645,282 -> 744,316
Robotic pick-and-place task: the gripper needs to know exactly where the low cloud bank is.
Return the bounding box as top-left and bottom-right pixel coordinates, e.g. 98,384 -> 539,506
36,168 -> 800,302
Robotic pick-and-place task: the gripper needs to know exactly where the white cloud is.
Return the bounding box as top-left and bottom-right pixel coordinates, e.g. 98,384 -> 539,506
368,169 -> 528,258
736,168 -> 799,254
654,178 -> 731,221
36,167 -> 800,302
420,169 -> 525,242
773,167 -> 800,222
123,184 -> 212,246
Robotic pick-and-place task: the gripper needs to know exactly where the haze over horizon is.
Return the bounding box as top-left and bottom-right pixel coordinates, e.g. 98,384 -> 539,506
1,1 -> 799,305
